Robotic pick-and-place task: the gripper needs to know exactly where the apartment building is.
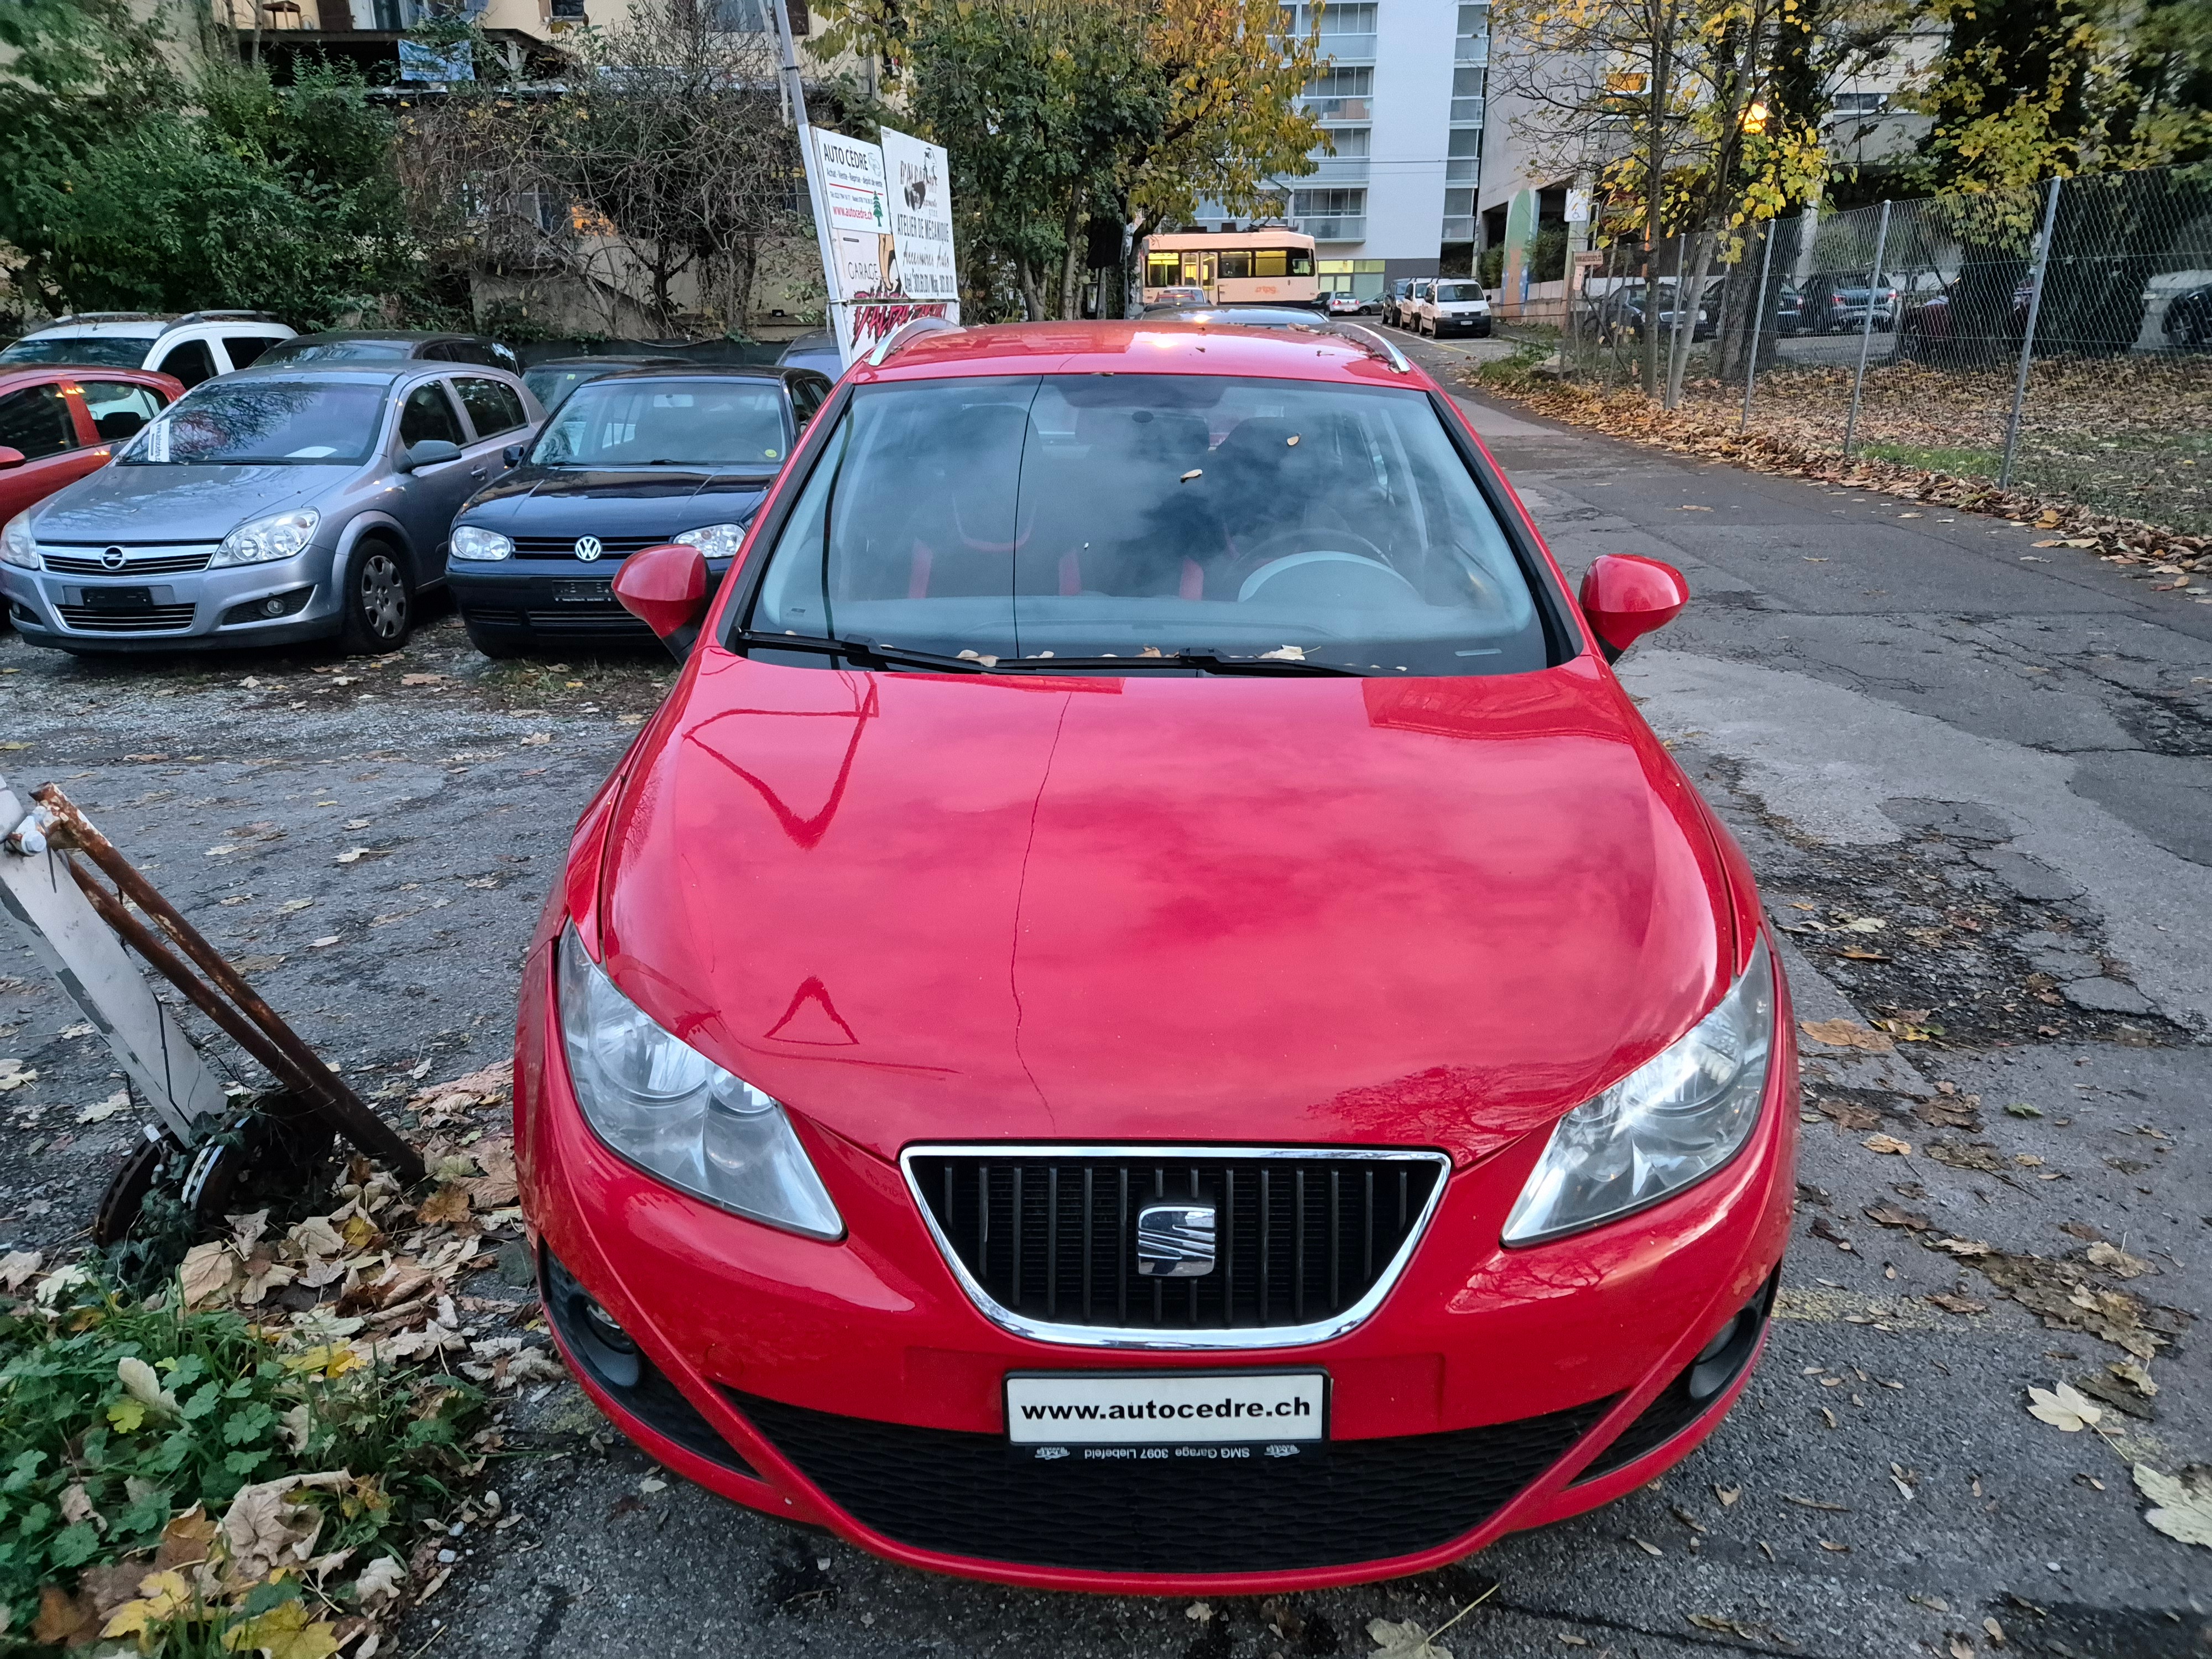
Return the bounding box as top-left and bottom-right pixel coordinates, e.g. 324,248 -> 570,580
1199,2 -> 1494,303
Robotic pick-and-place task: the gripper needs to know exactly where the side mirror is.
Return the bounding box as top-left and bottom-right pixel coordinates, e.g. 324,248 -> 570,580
1579,553 -> 1689,662
0,447 -> 23,471
614,542 -> 708,660
502,444 -> 524,468
400,439 -> 462,472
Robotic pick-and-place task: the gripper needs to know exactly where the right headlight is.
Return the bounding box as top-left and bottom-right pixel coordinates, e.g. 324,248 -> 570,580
1503,936 -> 1775,1246
450,525 -> 514,561
555,926 -> 842,1239
1,513 -> 38,571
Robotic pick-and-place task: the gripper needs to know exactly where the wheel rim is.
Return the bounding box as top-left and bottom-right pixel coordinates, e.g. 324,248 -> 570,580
358,552 -> 407,640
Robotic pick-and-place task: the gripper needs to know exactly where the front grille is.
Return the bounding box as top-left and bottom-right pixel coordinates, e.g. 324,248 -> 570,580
512,535 -> 665,559
906,1146 -> 1448,1342
43,548 -> 214,576
56,603 -> 196,633
732,1389 -> 1610,1574
524,609 -> 654,633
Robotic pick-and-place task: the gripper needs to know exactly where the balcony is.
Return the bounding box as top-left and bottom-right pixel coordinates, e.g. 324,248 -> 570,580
1303,154 -> 1373,182
1446,158 -> 1479,183
1455,35 -> 1489,64
1451,97 -> 1485,124
1296,215 -> 1366,242
1317,30 -> 1377,62
1442,217 -> 1475,243
1299,96 -> 1372,122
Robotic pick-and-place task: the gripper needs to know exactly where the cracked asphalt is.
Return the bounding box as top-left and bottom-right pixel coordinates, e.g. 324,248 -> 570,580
1,346 -> 2206,1657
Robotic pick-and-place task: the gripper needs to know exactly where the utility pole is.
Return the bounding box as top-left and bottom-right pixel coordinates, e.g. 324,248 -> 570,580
763,0 -> 846,365
1841,198 -> 1891,460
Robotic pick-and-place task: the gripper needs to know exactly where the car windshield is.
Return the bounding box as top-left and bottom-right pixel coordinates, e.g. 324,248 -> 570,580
523,364 -> 622,409
1434,283 -> 1484,303
264,339 -> 417,363
118,380 -> 388,465
743,373 -> 1547,676
0,337 -> 150,368
530,378 -> 790,468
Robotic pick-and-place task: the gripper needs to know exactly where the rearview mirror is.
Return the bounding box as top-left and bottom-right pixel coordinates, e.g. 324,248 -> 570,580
614,542 -> 709,660
0,447 -> 24,471
502,444 -> 524,468
1579,553 -> 1689,661
400,439 -> 462,472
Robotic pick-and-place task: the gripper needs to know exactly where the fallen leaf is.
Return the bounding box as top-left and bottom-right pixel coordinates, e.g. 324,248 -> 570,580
2133,1464 -> 2212,1548
1817,1098 -> 1884,1131
1864,1133 -> 1914,1156
400,674 -> 445,686
1368,1618 -> 1450,1659
75,1090 -> 131,1125
418,1183 -> 473,1228
118,1355 -> 179,1416
1714,1484 -> 1741,1506
1799,1018 -> 1895,1052
355,1554 -> 406,1609
220,1598 -> 341,1659
1865,1202 -> 1933,1230
280,898 -> 314,912
335,847 -> 383,864
309,936 -> 341,949
2086,1241 -> 2153,1279
521,732 -> 552,746
1926,1292 -> 1989,1315
1629,1536 -> 1663,1555
2026,1382 -> 2101,1432
0,1249 -> 42,1291
0,1061 -> 38,1092
155,1506 -> 218,1571
2108,1360 -> 2158,1398
180,1241 -> 239,1310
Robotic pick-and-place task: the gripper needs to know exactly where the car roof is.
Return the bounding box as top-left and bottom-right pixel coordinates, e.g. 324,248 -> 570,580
0,364 -> 177,390
283,330 -> 488,343
19,319 -> 168,339
858,320 -> 1421,389
218,362 -> 455,387
528,354 -> 694,369
578,363 -> 801,385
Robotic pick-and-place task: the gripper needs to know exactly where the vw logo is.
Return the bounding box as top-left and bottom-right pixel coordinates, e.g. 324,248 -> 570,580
1135,1201 -> 1217,1278
101,547 -> 126,571
573,535 -> 603,562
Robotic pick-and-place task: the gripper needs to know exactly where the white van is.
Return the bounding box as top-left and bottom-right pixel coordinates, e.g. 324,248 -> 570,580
1409,280 -> 1493,339
0,312 -> 298,389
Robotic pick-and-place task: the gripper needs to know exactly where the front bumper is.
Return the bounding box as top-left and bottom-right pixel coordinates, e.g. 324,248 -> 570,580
450,559 -> 729,644
1434,316 -> 1493,335
1,546 -> 342,650
516,938 -> 1797,1592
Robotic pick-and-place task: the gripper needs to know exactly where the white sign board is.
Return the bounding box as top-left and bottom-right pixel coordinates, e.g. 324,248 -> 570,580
808,127 -> 960,366
1566,189 -> 1593,224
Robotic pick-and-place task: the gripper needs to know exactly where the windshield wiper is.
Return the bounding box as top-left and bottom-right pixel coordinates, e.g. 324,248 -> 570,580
729,634 -> 1378,677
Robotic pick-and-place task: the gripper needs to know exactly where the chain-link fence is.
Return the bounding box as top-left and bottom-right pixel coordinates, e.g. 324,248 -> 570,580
1557,165 -> 2212,534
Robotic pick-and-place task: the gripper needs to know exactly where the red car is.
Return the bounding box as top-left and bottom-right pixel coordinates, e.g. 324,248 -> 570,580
515,319 -> 1797,1593
0,365 -> 182,530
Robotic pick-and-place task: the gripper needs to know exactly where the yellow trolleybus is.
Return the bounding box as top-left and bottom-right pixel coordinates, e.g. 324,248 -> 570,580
1140,229 -> 1320,309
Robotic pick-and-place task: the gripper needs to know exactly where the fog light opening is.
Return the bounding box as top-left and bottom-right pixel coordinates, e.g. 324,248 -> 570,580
1687,1308 -> 1757,1402
583,1297 -> 638,1355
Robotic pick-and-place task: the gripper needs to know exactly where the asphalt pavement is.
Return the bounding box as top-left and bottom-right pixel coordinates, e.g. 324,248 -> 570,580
0,344 -> 2205,1657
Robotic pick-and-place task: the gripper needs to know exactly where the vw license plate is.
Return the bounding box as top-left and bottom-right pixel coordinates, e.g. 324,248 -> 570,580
1005,1371 -> 1326,1446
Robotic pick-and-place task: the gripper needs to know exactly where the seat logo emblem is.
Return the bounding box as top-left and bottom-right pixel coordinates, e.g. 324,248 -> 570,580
1136,1202 -> 1216,1277
573,535 -> 603,561
101,547 -> 126,570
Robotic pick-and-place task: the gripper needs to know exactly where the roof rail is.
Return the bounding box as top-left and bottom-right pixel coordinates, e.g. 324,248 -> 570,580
866,314 -> 961,367
175,310 -> 284,326
1320,321 -> 1411,374
40,312 -> 161,327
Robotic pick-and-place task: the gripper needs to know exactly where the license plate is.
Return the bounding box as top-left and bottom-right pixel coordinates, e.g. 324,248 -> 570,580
1005,1371 -> 1326,1446
551,580 -> 612,603
84,586 -> 153,612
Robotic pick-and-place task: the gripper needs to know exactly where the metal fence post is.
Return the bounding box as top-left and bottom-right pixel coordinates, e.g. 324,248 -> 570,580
1842,199 -> 1891,459
2000,176 -> 2064,489
1741,218 -> 1776,431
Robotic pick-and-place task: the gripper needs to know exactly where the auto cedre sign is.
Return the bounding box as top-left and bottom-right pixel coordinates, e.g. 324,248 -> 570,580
809,126 -> 961,362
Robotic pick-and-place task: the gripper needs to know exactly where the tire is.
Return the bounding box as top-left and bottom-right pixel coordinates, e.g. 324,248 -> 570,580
465,622 -> 527,660
340,539 -> 413,653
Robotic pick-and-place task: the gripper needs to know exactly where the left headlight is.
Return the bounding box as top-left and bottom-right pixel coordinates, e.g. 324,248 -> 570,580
212,508 -> 319,567
556,926 -> 843,1240
450,525 -> 514,561
1,513 -> 37,571
674,522 -> 749,560
1502,936 -> 1776,1246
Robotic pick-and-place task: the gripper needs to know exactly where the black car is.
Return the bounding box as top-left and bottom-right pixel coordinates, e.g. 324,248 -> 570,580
444,364 -> 834,656
523,354 -> 693,415
258,331 -> 521,374
2164,283 -> 2212,349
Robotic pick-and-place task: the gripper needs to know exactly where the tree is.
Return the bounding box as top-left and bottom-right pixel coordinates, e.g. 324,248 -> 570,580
818,0 -> 1323,320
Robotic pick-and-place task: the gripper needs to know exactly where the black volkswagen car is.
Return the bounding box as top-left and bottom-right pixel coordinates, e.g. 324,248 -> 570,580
445,365 -> 832,655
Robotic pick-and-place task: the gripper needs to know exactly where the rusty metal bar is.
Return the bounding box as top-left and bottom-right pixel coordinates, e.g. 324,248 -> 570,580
38,787 -> 425,1183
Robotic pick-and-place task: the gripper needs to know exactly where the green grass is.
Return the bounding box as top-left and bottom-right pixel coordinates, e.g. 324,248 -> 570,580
1860,441 -> 2002,478
1473,340 -> 1561,393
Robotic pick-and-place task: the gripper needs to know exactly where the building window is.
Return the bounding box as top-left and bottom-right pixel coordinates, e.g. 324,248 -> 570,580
1146,253 -> 1180,286
1831,91 -> 1891,114
1444,189 -> 1475,216
1305,66 -> 1373,98
1292,188 -> 1366,218
1322,127 -> 1371,157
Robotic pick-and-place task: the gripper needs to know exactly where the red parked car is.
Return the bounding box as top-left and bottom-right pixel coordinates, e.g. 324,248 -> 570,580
0,365 -> 182,535
515,318 -> 1798,1593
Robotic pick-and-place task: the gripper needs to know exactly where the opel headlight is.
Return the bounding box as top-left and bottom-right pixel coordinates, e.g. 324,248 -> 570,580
556,927 -> 842,1239
1503,937 -> 1775,1245
212,508 -> 319,567
1,513 -> 36,571
450,525 -> 514,561
674,523 -> 748,560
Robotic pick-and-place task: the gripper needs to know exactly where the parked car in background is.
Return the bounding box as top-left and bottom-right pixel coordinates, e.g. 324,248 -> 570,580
523,318 -> 1794,1592
1380,278 -> 1419,328
524,355 -> 693,415
1771,285 -> 1802,336
0,312 -> 295,389
2162,281 -> 2212,349
445,364 -> 832,656
1139,307 -> 1339,330
1324,291 -> 1373,317
0,366 -> 183,534
1146,285 -> 1209,310
258,331 -> 522,374
1594,286 -> 1710,344
1796,274 -> 1900,334
1408,279 -> 1493,338
0,361 -> 539,654
775,333 -> 844,378
1392,278 -> 1436,328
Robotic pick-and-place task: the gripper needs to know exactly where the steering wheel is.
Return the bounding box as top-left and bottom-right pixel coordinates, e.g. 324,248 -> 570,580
1228,529 -> 1418,605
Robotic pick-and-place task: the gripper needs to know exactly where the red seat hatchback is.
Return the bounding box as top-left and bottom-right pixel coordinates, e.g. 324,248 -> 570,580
515,319 -> 1797,1593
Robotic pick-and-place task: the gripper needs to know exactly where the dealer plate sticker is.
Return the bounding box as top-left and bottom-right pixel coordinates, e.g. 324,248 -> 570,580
1004,1371 -> 1326,1446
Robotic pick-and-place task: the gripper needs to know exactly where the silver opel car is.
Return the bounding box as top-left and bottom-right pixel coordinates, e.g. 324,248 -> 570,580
0,362 -> 539,654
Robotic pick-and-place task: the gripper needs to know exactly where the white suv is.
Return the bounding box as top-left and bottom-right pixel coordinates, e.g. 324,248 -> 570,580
1410,280 -> 1493,338
0,312 -> 298,389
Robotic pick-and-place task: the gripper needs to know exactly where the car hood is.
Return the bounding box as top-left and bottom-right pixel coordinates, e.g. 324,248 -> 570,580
461,468 -> 776,538
594,657 -> 1735,1170
30,464 -> 336,543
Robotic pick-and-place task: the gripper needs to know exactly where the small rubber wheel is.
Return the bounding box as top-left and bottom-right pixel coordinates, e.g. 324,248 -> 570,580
341,541 -> 413,653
